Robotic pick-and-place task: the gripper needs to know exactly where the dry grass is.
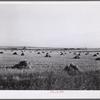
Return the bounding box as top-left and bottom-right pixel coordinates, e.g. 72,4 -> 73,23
0,50 -> 100,90
0,68 -> 100,90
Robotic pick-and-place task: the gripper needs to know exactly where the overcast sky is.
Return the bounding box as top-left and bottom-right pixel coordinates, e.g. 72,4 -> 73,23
0,2 -> 100,48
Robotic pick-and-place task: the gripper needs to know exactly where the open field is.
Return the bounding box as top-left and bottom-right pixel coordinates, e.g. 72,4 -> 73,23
0,48 -> 100,90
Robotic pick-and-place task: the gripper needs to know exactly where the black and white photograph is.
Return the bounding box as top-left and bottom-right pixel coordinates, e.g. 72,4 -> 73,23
0,1 -> 100,91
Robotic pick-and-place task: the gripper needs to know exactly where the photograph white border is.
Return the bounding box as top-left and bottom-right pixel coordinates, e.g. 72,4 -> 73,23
0,90 -> 100,99
0,1 -> 100,99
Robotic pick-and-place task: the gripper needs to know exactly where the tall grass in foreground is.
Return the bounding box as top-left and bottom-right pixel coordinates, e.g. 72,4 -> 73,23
0,68 -> 100,90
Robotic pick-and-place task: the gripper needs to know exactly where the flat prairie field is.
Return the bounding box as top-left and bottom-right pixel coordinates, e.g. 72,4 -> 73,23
0,49 -> 100,90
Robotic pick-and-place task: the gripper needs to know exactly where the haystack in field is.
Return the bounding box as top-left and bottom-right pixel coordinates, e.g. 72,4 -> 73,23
78,53 -> 81,56
73,55 -> 80,59
42,51 -> 45,53
13,52 -> 17,55
50,51 -> 52,53
85,53 -> 87,55
93,54 -> 97,57
64,62 -> 81,75
60,52 -> 63,55
0,51 -> 3,54
49,55 -> 51,57
45,53 -> 51,57
95,58 -> 100,60
37,52 -> 40,54
21,52 -> 24,56
12,61 -> 31,69
85,52 -> 89,55
97,53 -> 99,55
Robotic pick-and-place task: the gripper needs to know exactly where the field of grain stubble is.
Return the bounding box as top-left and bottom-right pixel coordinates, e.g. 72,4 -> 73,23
0,48 -> 100,90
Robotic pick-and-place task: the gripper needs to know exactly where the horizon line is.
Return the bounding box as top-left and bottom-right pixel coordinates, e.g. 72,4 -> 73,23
0,46 -> 100,49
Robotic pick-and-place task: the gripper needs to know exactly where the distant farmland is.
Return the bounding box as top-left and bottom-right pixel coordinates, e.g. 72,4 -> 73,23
0,47 -> 100,90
